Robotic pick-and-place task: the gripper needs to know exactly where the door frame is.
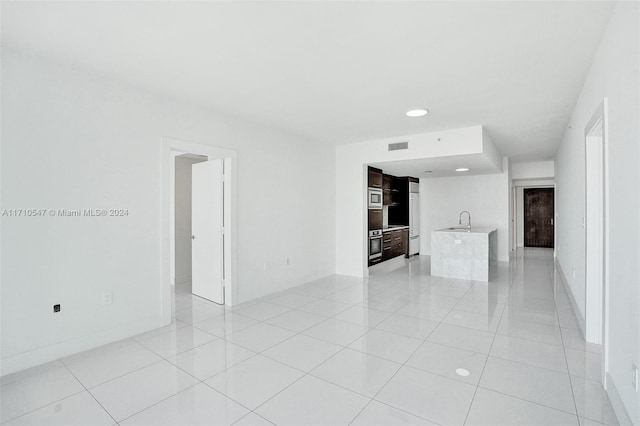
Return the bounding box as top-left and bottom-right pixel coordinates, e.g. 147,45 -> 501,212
162,137 -> 238,321
512,180 -> 555,249
583,99 -> 609,383
523,187 -> 555,248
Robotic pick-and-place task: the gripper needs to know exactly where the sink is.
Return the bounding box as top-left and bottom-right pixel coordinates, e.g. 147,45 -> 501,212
447,227 -> 470,231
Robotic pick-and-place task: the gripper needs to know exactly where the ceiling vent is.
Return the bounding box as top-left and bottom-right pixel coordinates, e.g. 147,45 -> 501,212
388,141 -> 408,151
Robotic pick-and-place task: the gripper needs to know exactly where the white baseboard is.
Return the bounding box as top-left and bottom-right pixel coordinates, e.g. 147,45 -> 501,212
555,261 -> 587,336
606,372 -> 634,425
1,314 -> 170,377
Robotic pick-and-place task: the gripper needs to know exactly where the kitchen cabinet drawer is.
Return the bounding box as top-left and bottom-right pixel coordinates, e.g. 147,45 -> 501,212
381,229 -> 408,259
368,256 -> 383,267
390,230 -> 403,242
381,244 -> 393,260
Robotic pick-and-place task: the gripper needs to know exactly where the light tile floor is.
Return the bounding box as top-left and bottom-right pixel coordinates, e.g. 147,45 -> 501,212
1,249 -> 619,425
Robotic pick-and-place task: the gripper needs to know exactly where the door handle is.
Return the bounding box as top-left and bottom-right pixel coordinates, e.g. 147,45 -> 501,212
550,219 -> 554,226
191,235 -> 196,240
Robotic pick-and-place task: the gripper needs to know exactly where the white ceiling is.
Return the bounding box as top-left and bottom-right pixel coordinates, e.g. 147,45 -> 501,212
2,1 -> 614,161
371,153 -> 501,179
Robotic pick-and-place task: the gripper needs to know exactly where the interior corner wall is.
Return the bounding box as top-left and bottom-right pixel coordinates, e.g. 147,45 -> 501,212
419,157 -> 510,262
555,2 -> 639,424
0,49 -> 336,375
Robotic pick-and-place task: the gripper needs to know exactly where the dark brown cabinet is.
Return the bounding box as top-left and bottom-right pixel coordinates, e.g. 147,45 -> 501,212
368,166 -> 414,267
382,229 -> 408,261
368,167 -> 382,188
368,209 -> 383,230
382,174 -> 401,206
382,174 -> 392,191
402,229 -> 409,254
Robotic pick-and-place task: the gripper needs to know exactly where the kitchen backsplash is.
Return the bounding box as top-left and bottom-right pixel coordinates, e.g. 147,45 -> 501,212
383,206 -> 389,228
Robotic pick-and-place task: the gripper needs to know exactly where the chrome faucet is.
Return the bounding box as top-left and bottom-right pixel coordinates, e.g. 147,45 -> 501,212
459,211 -> 471,230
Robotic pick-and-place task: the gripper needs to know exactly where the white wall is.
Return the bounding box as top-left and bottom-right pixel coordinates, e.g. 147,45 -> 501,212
1,49 -> 336,375
511,160 -> 555,180
419,158 -> 510,262
555,2 -> 639,424
335,125 -> 492,277
174,156 -> 206,285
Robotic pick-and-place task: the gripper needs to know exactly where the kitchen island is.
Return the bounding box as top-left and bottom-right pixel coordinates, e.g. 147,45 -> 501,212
430,227 -> 497,282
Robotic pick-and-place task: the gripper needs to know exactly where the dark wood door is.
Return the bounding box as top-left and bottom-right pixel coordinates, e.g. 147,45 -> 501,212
524,188 -> 554,248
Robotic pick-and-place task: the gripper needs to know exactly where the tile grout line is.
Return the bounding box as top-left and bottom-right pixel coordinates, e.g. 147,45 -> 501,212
0,387 -> 88,425
60,360 -> 119,426
462,258 -> 522,425
114,340 -> 259,424
551,254 -> 589,425
347,274 -> 475,426
473,385 -> 580,417
201,288 -> 378,423
555,294 -> 582,422
231,268 -> 435,423
7,256 -> 585,426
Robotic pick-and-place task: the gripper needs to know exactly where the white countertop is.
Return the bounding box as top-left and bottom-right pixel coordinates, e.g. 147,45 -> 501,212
383,225 -> 409,232
433,227 -> 497,234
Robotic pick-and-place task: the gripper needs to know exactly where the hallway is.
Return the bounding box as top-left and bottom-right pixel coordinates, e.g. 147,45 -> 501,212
0,250 -> 617,425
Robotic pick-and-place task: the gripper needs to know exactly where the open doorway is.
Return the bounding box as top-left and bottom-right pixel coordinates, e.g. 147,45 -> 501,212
173,154 -> 207,294
584,99 -> 608,365
172,153 -> 225,304
162,138 -> 237,320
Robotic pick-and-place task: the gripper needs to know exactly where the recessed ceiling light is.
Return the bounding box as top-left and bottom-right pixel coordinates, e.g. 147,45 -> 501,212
456,368 -> 470,377
406,109 -> 428,117
455,168 -> 470,172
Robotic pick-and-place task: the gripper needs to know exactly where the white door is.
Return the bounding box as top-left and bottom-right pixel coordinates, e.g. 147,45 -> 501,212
191,159 -> 224,304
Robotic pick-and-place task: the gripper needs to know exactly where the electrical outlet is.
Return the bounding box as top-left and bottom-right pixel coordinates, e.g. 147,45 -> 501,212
263,262 -> 270,271
572,268 -> 576,279
286,258 -> 290,266
101,293 -> 113,305
633,364 -> 638,392
53,304 -> 61,313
